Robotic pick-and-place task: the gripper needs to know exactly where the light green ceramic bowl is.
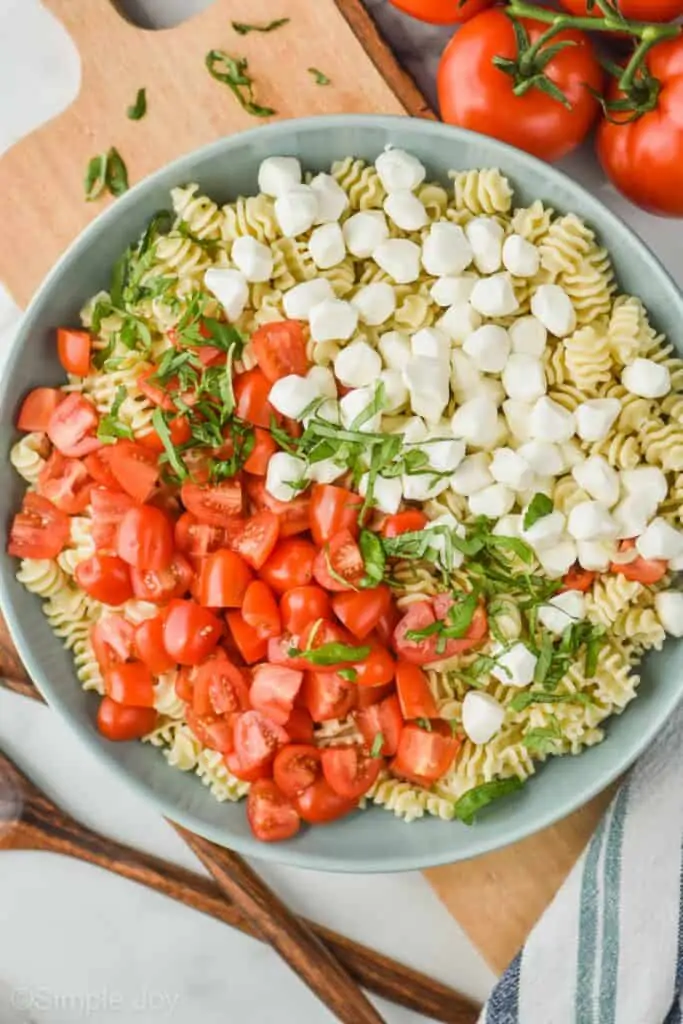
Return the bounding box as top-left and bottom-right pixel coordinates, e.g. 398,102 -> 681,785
1,116 -> 681,871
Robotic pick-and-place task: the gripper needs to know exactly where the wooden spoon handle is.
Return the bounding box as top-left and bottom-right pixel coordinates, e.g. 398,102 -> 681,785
174,824 -> 386,1024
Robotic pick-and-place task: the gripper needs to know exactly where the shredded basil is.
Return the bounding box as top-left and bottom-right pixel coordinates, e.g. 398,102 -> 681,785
205,50 -> 276,117
453,778 -> 525,825
308,67 -> 331,85
415,718 -> 433,732
97,386 -> 133,442
287,642 -> 371,667
370,733 -> 385,758
84,154 -> 108,201
359,529 -> 386,588
127,87 -> 147,120
106,147 -> 129,197
523,493 -> 554,530
523,719 -> 563,756
338,668 -> 358,683
510,691 -> 596,713
151,408 -> 188,481
232,17 -> 289,34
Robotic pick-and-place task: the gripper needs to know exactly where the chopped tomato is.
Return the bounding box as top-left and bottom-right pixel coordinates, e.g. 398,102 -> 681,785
138,367 -> 175,411
17,387 -> 63,432
242,580 -> 281,638
193,655 -> 250,716
38,452 -> 92,514
353,643 -> 395,688
562,565 -> 596,593
91,615 -> 135,671
259,537 -> 317,595
225,610 -> 268,663
84,450 -> 120,490
185,710 -> 235,754
393,600 -> 488,665
104,661 -> 155,708
269,619 -> 353,671
174,512 -> 228,558
224,750 -> 273,782
356,694 -> 404,757
321,745 -> 383,800
181,479 -> 243,526
309,484 -> 363,547
250,664 -> 304,725
374,603 -> 400,647
7,493 -> 70,560
391,722 -> 462,785
313,529 -> 366,592
332,586 -> 392,640
234,368 -> 279,428
395,661 -> 438,720
57,328 -> 91,376
97,697 -> 157,741
301,671 -> 356,722
355,681 -> 394,710
91,488 -> 136,550
246,478 -> 311,537
163,599 -> 222,665
137,415 -> 191,452
117,505 -> 174,570
75,554 -> 133,606
251,320 -> 308,383
107,442 -> 159,503
273,744 -> 322,797
198,549 -> 253,608
381,511 -> 428,538
175,667 -> 195,704
134,616 -> 176,674
243,428 -> 278,475
611,539 -> 667,584
47,393 -> 101,457
283,707 -> 314,743
227,510 -> 280,570
247,779 -> 301,842
280,586 -> 332,635
295,778 -> 357,824
130,553 -> 194,603
233,710 -> 289,772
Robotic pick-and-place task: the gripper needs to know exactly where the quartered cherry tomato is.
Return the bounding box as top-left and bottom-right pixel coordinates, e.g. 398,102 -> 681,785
247,779 -> 300,842
7,493 -> 70,560
251,320 -> 308,382
16,388 -> 63,432
97,697 -> 157,741
75,554 -> 133,606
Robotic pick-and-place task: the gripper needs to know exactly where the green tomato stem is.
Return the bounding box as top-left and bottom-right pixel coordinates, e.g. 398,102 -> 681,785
618,28 -> 661,93
506,0 -> 680,41
518,18 -> 572,74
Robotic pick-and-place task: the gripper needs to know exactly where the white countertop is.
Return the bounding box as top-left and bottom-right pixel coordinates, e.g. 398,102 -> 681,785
1,2 -> 681,1022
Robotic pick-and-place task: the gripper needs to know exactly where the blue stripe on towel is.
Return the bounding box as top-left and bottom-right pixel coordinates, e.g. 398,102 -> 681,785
486,951 -> 521,1024
598,783 -> 630,1024
576,811 -> 610,1023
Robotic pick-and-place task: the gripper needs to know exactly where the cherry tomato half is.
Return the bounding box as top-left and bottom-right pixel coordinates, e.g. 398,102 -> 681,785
75,554 -> 133,606
321,745 -> 384,800
163,599 -> 222,665
97,697 -> 157,741
273,743 -> 322,797
16,388 -> 63,432
309,484 -> 363,547
259,538 -> 317,594
280,586 -> 332,635
251,320 -> 308,383
7,493 -> 70,560
57,328 -> 91,376
117,505 -> 174,571
247,779 -> 301,842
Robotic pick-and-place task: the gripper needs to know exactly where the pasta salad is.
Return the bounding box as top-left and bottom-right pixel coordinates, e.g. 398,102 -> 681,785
8,147 -> 683,842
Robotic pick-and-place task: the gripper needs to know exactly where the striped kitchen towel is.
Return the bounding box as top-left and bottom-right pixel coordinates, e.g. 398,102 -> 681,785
481,698 -> 683,1024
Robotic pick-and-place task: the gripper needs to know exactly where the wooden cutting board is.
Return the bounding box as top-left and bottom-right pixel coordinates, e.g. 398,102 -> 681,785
0,0 -> 610,977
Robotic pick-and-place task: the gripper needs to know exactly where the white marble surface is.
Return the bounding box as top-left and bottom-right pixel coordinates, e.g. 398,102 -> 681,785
1,2 -> 682,1022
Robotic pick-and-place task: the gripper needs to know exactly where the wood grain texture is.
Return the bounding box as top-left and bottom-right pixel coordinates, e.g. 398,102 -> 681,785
0,747 -> 479,1024
0,0 -> 430,308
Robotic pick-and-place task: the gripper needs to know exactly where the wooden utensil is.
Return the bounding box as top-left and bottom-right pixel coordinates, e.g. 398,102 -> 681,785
0,0 -> 611,976
0,744 -> 479,1024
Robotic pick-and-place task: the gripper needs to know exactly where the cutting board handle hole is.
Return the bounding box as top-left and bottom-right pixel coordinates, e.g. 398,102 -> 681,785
113,0 -> 216,30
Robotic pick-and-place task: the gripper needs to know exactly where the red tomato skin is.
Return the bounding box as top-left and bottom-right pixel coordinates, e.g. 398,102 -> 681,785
225,750 -> 273,782
251,320 -> 308,383
227,510 -> 280,570
295,779 -> 357,824
174,512 -> 228,558
273,744 -> 322,797
597,39 -> 683,216
234,368 -> 279,427
57,328 -> 91,376
37,452 -> 92,514
391,723 -> 462,784
247,779 -> 301,842
75,554 -> 134,606
106,442 -> 159,503
353,643 -> 396,688
313,529 -> 366,592
395,661 -> 439,719
612,556 -> 668,584
130,553 -> 194,603
243,428 -> 278,475
7,493 -> 70,560
375,603 -> 401,647
90,488 -> 135,550
301,671 -> 356,722
97,697 -> 157,741
198,549 -> 253,608
283,707 -> 315,743
259,538 -> 317,594
116,506 -> 174,571
47,393 -> 101,457
332,586 -> 392,640
84,451 -> 121,490
321,745 -> 384,800
381,511 -> 428,538
134,616 -> 176,674
355,681 -> 394,710
438,12 -> 602,162
137,415 -> 191,452
17,388 -> 63,432
186,710 -> 236,754
309,484 -> 364,547
250,664 -> 304,725
356,694 -> 404,757
389,0 -> 493,24
560,0 -> 683,18
233,710 -> 289,771
105,661 -> 156,708
163,600 -> 222,665
246,478 -> 311,538
91,615 -> 136,671
242,580 -> 282,638
562,566 -> 597,592
181,479 -> 244,526
280,586 -> 332,635
225,610 -> 268,663
393,600 -> 488,665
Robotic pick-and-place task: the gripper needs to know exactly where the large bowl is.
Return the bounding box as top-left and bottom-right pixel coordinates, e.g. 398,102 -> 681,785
2,115 -> 681,872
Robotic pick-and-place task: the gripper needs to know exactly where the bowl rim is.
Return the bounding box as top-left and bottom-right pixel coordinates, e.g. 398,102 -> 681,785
2,113 -> 681,872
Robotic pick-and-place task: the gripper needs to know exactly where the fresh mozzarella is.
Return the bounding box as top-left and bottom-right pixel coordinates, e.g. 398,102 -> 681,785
509,315 -> 547,357
309,172 -> 349,223
538,591 -> 586,635
517,440 -> 564,477
636,518 -> 683,561
373,239 -> 422,284
351,282 -> 396,326
502,400 -> 534,443
468,483 -> 515,518
463,324 -> 511,374
359,473 -> 403,514
465,217 -> 504,274
469,274 -> 519,317
451,396 -> 500,448
622,358 -> 671,398
309,299 -> 359,342
530,284 -> 577,337
655,592 -> 683,637
334,340 -> 383,388
282,278 -> 335,320
577,539 -> 617,572
490,447 -> 535,490
567,501 -> 618,542
379,368 -> 409,412
375,147 -> 426,192
572,456 -> 620,507
502,353 -> 547,403
379,330 -> 412,371
339,386 -> 383,432
438,303 -> 483,343
491,642 -> 537,687
422,223 -> 473,277
522,510 -> 567,550
230,236 -> 274,283
430,274 -> 477,307
308,223 -> 346,269
274,185 -> 318,237
537,539 -> 578,578
265,452 -> 308,502
343,211 -> 389,258
575,399 -> 621,442
403,356 -> 450,422
502,234 -> 540,277
269,374 -> 320,420
529,396 -> 576,443
204,268 -> 249,321
306,365 -> 337,399
622,466 -> 668,505
258,156 -> 302,197
411,327 -> 451,366
384,190 -> 428,231
462,691 -> 505,744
